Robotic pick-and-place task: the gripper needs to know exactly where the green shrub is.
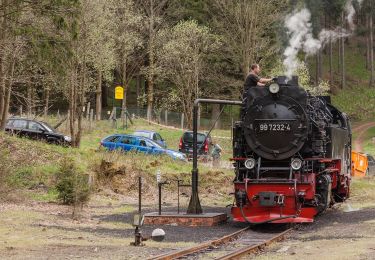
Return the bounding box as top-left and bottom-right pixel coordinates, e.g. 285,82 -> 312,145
55,157 -> 90,205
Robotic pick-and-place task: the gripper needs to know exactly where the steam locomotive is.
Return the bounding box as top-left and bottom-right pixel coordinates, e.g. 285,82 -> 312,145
231,76 -> 351,223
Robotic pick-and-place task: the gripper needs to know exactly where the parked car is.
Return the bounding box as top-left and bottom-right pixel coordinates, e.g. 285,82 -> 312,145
367,154 -> 375,175
179,131 -> 213,158
5,117 -> 71,146
133,130 -> 167,148
100,134 -> 186,161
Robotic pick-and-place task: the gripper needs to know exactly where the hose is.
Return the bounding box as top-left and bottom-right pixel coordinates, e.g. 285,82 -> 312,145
239,202 -> 297,225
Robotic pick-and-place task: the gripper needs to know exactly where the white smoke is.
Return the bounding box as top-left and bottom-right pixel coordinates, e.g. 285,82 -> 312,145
283,2 -> 362,78
346,0 -> 364,31
283,8 -> 321,78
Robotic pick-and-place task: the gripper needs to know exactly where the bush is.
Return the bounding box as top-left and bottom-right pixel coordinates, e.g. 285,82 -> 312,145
55,157 -> 90,205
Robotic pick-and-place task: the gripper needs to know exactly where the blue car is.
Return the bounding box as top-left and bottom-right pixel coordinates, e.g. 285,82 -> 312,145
133,130 -> 167,148
100,134 -> 186,161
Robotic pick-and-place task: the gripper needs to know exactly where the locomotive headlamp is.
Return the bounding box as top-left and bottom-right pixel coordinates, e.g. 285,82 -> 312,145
269,83 -> 280,94
291,158 -> 303,170
244,158 -> 256,170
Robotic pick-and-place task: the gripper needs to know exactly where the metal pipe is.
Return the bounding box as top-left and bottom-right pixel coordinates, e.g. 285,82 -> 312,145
138,176 -> 142,215
158,183 -> 162,215
187,99 -> 242,214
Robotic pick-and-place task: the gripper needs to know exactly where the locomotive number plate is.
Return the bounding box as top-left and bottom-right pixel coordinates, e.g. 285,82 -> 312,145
257,123 -> 291,132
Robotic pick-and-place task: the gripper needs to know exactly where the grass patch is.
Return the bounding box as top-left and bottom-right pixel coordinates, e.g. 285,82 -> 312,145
350,177 -> 375,208
363,126 -> 375,156
29,188 -> 59,202
112,205 -> 136,214
332,86 -> 375,121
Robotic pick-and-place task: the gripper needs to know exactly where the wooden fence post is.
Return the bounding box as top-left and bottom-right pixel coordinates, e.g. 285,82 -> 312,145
90,109 -> 94,131
181,113 -> 184,130
86,102 -> 90,120
164,110 -> 168,125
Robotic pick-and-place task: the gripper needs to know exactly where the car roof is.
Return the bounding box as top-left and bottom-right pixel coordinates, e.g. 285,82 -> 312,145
9,117 -> 35,121
134,130 -> 156,134
183,131 -> 208,135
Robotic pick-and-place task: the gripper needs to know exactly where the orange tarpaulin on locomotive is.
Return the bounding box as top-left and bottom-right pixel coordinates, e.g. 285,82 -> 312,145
351,151 -> 368,177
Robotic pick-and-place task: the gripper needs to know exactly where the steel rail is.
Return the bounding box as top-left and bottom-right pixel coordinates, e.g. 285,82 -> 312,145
149,227 -> 292,260
148,226 -> 250,260
217,228 -> 293,260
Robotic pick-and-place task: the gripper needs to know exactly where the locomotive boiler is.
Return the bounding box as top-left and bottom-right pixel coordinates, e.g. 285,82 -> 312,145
231,76 -> 351,223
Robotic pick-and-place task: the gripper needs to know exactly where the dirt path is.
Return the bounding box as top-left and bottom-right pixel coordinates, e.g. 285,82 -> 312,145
352,122 -> 375,152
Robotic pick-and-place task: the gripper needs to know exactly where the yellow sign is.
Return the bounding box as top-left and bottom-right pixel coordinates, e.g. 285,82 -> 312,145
115,86 -> 124,100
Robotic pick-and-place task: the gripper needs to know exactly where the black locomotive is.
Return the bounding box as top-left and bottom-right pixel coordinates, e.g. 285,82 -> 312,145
231,76 -> 351,223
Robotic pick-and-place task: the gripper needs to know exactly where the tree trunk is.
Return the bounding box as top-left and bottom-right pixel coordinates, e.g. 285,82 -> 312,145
121,57 -> 127,119
315,53 -> 320,86
0,58 -> 5,126
0,0 -> 8,127
211,104 -> 221,129
370,14 -> 374,87
69,69 -> 76,146
367,14 -> 371,70
136,74 -> 141,107
96,70 -> 102,120
338,36 -> 341,71
147,0 -> 154,122
340,12 -> 346,89
27,85 -> 32,116
329,34 -> 333,87
0,57 -> 15,130
44,86 -> 50,118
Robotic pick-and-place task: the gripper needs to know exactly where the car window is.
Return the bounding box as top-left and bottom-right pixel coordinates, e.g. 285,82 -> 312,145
183,132 -> 206,143
28,121 -> 45,131
368,155 -> 375,162
152,134 -> 158,141
120,136 -> 137,145
104,136 -> 122,143
139,140 -> 147,147
145,139 -> 163,148
155,133 -> 163,141
40,122 -> 56,132
13,120 -> 27,129
6,119 -> 14,127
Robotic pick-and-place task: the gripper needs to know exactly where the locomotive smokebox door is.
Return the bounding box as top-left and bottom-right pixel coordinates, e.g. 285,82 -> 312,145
258,192 -> 277,206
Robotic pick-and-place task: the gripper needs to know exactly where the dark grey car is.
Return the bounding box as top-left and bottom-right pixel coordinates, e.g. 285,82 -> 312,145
5,118 -> 71,146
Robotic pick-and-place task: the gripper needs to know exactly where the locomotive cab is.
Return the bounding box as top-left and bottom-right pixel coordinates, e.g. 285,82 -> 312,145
231,76 -> 351,224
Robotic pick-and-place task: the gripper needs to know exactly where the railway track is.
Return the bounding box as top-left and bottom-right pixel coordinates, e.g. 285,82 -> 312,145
150,225 -> 292,260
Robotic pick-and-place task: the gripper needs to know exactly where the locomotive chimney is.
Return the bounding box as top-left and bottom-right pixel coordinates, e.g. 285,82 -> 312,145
276,76 -> 299,86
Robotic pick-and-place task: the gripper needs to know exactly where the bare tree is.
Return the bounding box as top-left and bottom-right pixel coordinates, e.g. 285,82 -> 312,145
138,0 -> 169,121
156,20 -> 220,129
212,0 -> 287,81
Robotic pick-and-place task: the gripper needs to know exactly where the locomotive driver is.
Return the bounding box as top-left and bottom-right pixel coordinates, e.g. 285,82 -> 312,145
243,64 -> 273,94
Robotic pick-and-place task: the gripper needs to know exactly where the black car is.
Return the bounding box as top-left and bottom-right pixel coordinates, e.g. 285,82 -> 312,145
179,131 -> 213,158
367,154 -> 375,175
5,118 -> 71,146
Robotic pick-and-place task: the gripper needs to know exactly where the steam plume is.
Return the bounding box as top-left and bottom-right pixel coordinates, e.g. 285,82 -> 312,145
283,1 -> 362,78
